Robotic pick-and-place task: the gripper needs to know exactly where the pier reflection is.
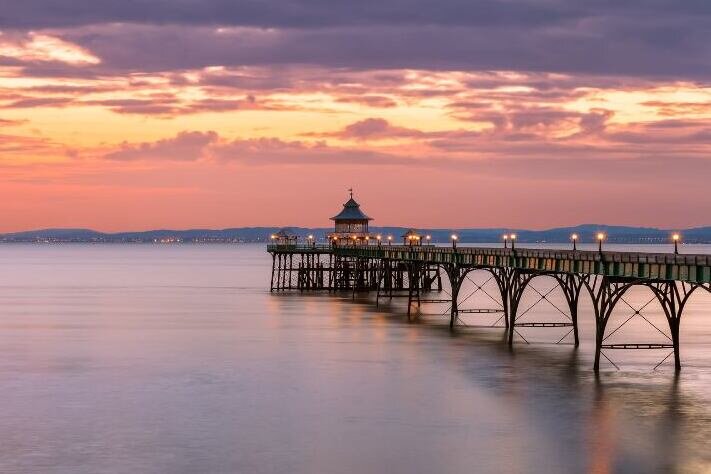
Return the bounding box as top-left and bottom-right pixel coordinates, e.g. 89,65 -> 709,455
269,287 -> 711,472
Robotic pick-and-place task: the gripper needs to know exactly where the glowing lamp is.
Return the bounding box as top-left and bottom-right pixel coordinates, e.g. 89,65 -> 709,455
597,232 -> 605,252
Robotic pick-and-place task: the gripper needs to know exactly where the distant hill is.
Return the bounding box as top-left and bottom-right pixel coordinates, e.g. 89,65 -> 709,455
1,224 -> 710,243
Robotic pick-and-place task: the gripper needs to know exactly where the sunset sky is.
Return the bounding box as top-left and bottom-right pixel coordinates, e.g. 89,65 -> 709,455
1,1 -> 710,231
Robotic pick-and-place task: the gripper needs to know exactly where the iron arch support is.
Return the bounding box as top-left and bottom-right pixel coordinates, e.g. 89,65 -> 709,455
550,273 -> 587,347
584,276 -> 643,372
646,281 -> 700,371
457,266 -> 511,328
442,263 -> 465,329
503,269 -> 538,345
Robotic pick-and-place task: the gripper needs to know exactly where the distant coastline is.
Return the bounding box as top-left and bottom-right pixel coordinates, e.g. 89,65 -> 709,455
1,225 -> 710,244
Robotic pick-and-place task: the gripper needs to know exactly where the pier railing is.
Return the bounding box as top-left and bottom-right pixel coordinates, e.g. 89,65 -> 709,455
268,244 -> 711,283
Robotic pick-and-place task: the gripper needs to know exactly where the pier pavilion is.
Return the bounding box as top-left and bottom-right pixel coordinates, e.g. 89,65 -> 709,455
327,191 -> 373,244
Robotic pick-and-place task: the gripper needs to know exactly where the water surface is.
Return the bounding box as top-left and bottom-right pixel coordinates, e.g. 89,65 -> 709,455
0,244 -> 710,473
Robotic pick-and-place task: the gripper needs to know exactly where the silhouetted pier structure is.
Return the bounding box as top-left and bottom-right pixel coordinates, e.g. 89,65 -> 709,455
268,194 -> 711,372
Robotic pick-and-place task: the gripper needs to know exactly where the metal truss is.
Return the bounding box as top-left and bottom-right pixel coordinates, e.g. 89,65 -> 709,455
584,276 -> 701,372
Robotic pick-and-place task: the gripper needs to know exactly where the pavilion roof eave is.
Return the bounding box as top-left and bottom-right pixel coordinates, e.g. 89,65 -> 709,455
330,216 -> 373,221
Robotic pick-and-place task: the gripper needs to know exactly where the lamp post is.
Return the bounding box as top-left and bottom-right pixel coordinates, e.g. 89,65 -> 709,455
307,234 -> 314,247
503,234 -> 508,249
387,235 -> 393,246
672,233 -> 681,254
376,235 -> 382,247
451,234 -> 458,250
597,232 -> 605,253
571,233 -> 578,251
510,233 -> 516,250
425,235 -> 431,245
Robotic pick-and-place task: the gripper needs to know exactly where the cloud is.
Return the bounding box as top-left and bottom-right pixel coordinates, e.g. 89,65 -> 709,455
212,137 -> 410,165
312,118 -> 426,141
101,131 -> 416,165
642,100 -> 711,116
44,21 -> 710,78
335,95 -> 397,108
0,1 -> 592,29
98,129 -> 711,189
3,97 -> 75,108
0,32 -> 100,65
104,131 -> 218,161
0,118 -> 26,126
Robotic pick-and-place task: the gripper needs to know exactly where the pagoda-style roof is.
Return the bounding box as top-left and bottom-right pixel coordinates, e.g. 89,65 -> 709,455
402,228 -> 421,238
275,228 -> 296,238
331,196 -> 372,221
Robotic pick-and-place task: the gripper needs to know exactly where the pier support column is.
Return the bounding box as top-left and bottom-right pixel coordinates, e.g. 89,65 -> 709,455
270,253 -> 276,292
555,274 -> 586,347
489,268 -> 510,329
407,262 -> 422,321
375,259 -> 388,307
651,281 -> 698,372
444,264 -> 464,329
505,269 -> 536,345
585,276 -> 634,372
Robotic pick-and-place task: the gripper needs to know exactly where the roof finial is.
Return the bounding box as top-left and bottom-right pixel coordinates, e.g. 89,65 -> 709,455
348,187 -> 353,199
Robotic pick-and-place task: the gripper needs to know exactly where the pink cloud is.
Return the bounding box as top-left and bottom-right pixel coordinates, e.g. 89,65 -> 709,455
104,131 -> 218,161
310,118 -> 426,141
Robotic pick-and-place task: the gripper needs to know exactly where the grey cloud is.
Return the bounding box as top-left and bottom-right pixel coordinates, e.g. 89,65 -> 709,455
62,22 -> 711,78
0,8 -> 702,80
0,0 -> 585,29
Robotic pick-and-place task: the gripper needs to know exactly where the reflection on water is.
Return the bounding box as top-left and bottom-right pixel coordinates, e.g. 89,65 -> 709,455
0,244 -> 709,473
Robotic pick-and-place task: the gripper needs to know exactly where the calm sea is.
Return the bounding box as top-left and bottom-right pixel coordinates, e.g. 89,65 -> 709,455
0,243 -> 710,473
